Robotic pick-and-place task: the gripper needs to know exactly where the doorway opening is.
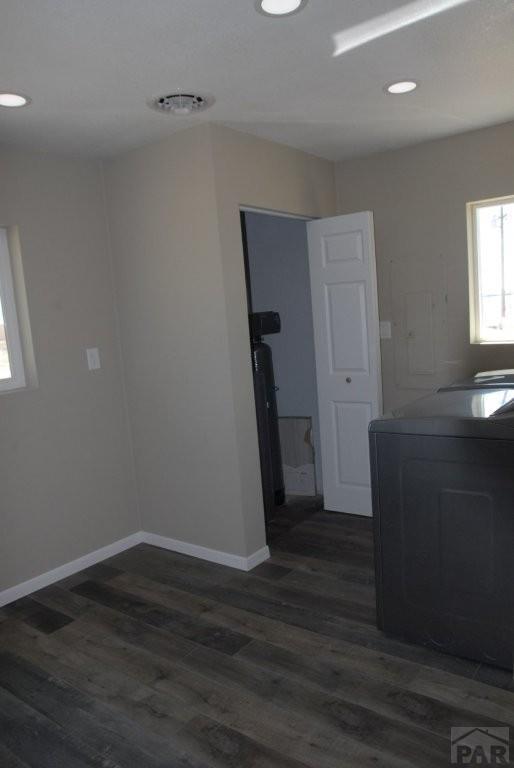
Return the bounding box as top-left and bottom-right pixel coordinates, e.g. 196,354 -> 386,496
240,208 -> 324,541
240,207 -> 382,537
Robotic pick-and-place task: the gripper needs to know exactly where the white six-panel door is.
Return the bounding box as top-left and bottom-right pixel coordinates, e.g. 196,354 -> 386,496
307,212 -> 382,516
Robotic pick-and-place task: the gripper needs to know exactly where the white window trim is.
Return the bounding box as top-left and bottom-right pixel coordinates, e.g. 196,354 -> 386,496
0,227 -> 26,391
467,194 -> 514,345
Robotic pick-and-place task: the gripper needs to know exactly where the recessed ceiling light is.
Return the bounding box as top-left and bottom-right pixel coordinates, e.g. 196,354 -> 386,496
385,80 -> 418,95
147,93 -> 214,116
0,92 -> 31,108
256,0 -> 308,17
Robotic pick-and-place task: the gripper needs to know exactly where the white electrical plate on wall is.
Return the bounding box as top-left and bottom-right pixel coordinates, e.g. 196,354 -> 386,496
86,347 -> 101,371
379,321 -> 392,339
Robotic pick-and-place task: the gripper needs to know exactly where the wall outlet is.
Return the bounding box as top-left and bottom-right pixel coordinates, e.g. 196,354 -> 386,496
86,347 -> 101,371
379,321 -> 392,340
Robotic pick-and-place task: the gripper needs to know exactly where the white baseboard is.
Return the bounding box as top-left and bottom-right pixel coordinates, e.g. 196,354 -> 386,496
0,531 -> 270,607
0,531 -> 144,608
245,545 -> 272,571
143,532 -> 270,572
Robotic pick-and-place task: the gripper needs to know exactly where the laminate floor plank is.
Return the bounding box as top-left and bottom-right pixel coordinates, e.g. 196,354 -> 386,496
57,616 -> 362,768
2,501 -> 513,768
7,623 -> 314,768
280,568 -> 375,608
11,627 -> 352,768
106,550 -> 480,678
229,570 -> 375,619
236,638 -> 514,740
0,650 -> 209,768
57,608 -> 448,759
295,518 -> 375,549
88,570 -> 379,669
173,716 -> 314,768
27,598 -> 433,768
110,545 -> 371,625
308,510 -> 373,531
71,579 -> 252,655
2,597 -> 74,634
249,562 -> 292,581
0,619 -> 197,740
58,563 -> 122,590
271,529 -> 375,566
31,583 -> 97,619
22,599 -> 514,743
60,603 -> 198,671
0,684 -> 113,768
175,644 -> 457,765
266,497 -> 324,543
100,570 -> 381,670
267,549 -> 375,586
108,546 -> 232,588
221,572 -> 376,625
0,741 -> 32,768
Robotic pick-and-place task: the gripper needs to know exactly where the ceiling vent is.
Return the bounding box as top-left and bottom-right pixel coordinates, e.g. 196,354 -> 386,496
148,93 -> 214,116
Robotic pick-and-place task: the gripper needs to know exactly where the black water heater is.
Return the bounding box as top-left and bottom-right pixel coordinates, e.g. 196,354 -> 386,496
249,312 -> 285,524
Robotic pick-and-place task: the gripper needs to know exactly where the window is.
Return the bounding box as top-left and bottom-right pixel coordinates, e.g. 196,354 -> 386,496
468,196 -> 514,343
0,227 -> 26,391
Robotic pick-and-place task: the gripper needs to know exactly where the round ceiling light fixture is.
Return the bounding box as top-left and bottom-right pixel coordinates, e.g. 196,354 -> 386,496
256,0 -> 308,17
147,92 -> 214,116
0,91 -> 31,108
385,80 -> 418,95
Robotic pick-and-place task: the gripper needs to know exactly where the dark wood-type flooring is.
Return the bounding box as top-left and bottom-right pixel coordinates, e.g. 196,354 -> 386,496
1,498 -> 514,767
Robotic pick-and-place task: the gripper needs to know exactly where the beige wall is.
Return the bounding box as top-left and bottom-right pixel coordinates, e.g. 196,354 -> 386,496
5,117 -> 509,587
104,124 -> 336,558
104,125 -> 249,556
210,125 -> 336,554
0,149 -> 138,592
336,120 -> 514,411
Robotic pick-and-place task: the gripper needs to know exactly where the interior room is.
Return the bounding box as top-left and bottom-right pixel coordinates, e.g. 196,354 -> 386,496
242,211 -> 323,520
1,1 -> 514,766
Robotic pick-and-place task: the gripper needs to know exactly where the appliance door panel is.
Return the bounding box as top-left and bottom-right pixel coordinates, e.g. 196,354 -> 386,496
373,433 -> 514,668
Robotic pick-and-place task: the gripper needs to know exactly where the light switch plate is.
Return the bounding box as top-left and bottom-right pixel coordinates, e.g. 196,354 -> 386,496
379,321 -> 392,340
86,347 -> 101,371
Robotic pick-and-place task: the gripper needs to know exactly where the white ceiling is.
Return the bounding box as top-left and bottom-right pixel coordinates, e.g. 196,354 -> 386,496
0,0 -> 513,161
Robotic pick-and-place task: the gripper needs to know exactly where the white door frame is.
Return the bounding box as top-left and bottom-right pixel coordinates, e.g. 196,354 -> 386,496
240,205 -> 382,518
240,205 -> 314,223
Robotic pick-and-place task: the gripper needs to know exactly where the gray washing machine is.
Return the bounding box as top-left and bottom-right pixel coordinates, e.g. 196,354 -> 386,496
370,387 -> 514,669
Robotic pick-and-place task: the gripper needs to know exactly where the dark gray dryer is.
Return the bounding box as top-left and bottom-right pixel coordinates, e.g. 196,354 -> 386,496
369,387 -> 514,669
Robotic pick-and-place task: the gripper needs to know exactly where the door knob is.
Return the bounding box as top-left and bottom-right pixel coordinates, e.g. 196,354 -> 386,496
346,377 -> 352,383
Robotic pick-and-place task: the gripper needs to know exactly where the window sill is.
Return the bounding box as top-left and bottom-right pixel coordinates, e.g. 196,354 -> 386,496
470,340 -> 514,346
0,381 -> 37,396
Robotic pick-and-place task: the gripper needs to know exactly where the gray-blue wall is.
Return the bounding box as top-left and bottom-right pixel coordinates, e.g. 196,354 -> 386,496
245,212 -> 322,491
